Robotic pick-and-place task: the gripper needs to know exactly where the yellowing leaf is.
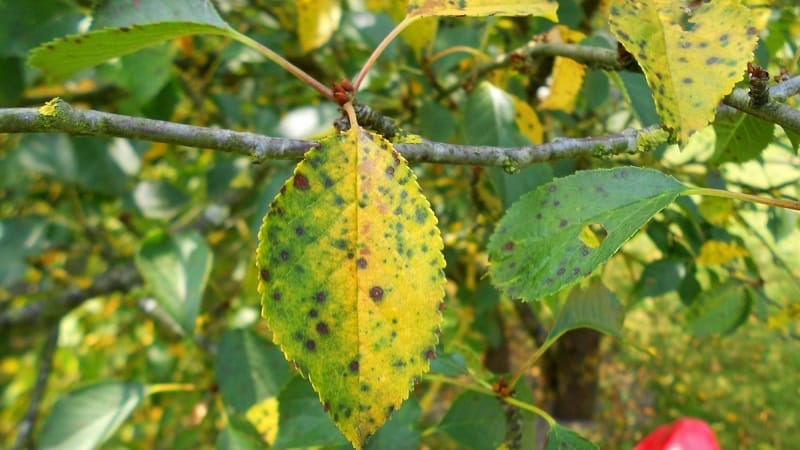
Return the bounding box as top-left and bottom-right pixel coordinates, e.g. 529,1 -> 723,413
297,0 -> 342,53
256,123 -> 445,448
246,397 -> 279,445
538,26 -> 586,114
608,0 -> 758,144
509,95 -> 543,144
406,0 -> 558,21
697,240 -> 749,266
370,0 -> 439,55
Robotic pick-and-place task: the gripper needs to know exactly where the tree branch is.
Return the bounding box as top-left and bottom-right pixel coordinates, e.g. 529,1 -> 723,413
0,98 -> 670,168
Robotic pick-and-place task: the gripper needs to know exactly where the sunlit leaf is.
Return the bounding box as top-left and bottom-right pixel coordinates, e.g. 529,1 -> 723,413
538,26 -> 587,114
438,391 -> 505,450
28,0 -> 234,80
406,0 -> 558,21
136,231 -> 213,336
256,123 -> 445,448
608,0 -> 758,144
489,167 -> 687,301
510,94 -> 544,144
369,0 -> 438,55
297,0 -> 342,53
38,381 -> 145,450
546,280 -> 624,343
245,397 -> 280,445
696,240 -> 749,266
464,81 -> 528,147
545,423 -> 598,449
711,113 -> 775,164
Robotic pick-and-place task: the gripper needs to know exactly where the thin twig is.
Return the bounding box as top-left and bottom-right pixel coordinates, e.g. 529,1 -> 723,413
11,326 -> 60,450
0,99 -> 669,168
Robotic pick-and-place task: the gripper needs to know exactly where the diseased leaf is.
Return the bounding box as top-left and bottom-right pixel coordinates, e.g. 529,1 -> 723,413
28,0 -> 234,80
297,0 -> 342,53
546,280 -> 624,343
438,391 -> 505,450
608,0 -> 758,144
510,94 -> 544,144
245,397 -> 280,445
135,231 -> 213,336
38,381 -> 145,450
406,0 -> 558,21
256,122 -> 445,448
545,424 -> 598,450
488,167 -> 687,301
711,113 -> 775,164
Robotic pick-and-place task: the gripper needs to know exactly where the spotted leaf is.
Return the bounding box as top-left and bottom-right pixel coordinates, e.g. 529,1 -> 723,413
488,167 -> 687,302
607,0 -> 758,144
256,125 -> 445,449
406,0 -> 558,21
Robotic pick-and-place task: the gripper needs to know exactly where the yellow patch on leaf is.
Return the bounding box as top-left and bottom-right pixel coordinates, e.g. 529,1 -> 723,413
697,240 -> 749,266
256,120 -> 445,448
246,397 -> 279,445
297,0 -> 342,53
608,0 -> 758,144
509,95 -> 543,144
538,26 -> 586,114
406,0 -> 558,21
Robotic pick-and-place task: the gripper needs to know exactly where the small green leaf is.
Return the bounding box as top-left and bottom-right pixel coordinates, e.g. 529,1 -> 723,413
215,329 -> 291,414
545,424 -> 598,450
439,391 -> 505,450
489,167 -> 687,301
216,415 -> 267,450
92,0 -> 231,29
463,81 -> 528,147
136,231 -> 213,336
272,377 -> 349,448
785,127 -> 800,153
407,0 -> 558,21
711,113 -> 775,164
685,282 -> 751,336
633,258 -> 686,300
546,280 -> 624,343
608,0 -> 759,144
38,381 -> 145,450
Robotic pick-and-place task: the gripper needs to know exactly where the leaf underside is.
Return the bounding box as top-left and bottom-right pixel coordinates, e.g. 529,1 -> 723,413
607,0 -> 758,144
256,127 -> 445,448
488,167 -> 687,302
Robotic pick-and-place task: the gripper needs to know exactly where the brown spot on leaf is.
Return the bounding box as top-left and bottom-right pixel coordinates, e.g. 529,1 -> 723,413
316,322 -> 329,335
357,257 -> 367,269
504,241 -> 514,251
295,226 -> 304,236
369,286 -> 384,301
349,360 -> 359,372
315,292 -> 327,303
293,173 -> 310,190
280,250 -> 289,261
260,269 -> 270,281
305,339 -> 316,351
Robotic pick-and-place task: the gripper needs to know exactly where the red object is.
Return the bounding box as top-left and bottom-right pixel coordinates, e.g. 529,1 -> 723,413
635,418 -> 720,450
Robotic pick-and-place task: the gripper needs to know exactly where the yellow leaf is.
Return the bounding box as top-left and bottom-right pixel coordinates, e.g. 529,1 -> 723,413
538,27 -> 586,114
370,0 -> 438,55
256,117 -> 445,448
698,196 -> 734,226
297,0 -> 342,53
407,0 -> 558,21
246,397 -> 279,445
608,0 -> 758,144
509,95 -> 543,144
697,240 -> 749,266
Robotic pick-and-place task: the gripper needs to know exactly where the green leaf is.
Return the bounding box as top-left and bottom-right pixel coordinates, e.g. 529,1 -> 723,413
92,0 -> 231,29
0,0 -> 82,57
545,424 -> 598,450
685,282 -> 751,336
546,280 -> 624,342
272,377 -> 349,449
366,397 -> 421,450
438,391 -> 505,450
430,351 -> 470,376
464,81 -> 528,147
406,0 -> 558,21
489,167 -> 687,301
216,415 -> 266,450
784,127 -> 800,153
215,328 -> 290,414
633,258 -> 686,300
28,0 -> 234,80
96,44 -> 173,110
136,231 -> 213,336
256,126 -> 445,448
0,56 -> 24,106
608,0 -> 759,144
125,180 -> 189,220
611,71 -> 660,127
38,381 -> 145,450
0,216 -> 51,285
711,113 -> 775,164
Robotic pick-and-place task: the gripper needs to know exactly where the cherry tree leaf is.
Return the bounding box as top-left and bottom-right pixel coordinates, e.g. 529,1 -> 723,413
28,0 -> 235,80
488,167 -> 687,302
406,0 -> 558,21
297,0 -> 342,53
256,124 -> 445,448
710,113 -> 775,164
608,0 -> 759,144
